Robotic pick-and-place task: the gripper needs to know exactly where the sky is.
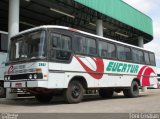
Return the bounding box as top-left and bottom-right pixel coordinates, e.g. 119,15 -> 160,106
123,0 -> 160,67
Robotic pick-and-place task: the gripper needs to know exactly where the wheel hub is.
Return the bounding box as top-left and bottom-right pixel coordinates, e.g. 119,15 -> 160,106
72,85 -> 80,98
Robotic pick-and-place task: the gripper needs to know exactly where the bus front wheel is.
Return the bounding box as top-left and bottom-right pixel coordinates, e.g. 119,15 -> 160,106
99,89 -> 114,98
123,81 -> 139,98
64,80 -> 84,104
35,94 -> 53,103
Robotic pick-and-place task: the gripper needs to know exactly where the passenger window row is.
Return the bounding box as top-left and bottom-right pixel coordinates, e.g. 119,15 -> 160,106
50,32 -> 155,66
74,35 -> 156,66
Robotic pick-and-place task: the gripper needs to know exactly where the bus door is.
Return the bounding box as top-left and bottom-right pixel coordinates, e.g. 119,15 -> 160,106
48,30 -> 72,88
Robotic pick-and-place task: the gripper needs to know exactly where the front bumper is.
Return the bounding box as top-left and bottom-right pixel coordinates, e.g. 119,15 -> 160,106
4,80 -> 48,88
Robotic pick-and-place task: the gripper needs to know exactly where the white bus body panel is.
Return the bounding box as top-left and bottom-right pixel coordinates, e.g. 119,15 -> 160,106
4,55 -> 157,89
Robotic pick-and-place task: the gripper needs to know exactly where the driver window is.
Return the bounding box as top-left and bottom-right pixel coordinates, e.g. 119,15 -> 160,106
27,32 -> 41,58
51,33 -> 72,61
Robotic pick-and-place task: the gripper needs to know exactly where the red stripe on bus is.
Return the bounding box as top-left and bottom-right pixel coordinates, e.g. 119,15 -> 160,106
75,56 -> 104,79
142,67 -> 155,86
137,66 -> 147,80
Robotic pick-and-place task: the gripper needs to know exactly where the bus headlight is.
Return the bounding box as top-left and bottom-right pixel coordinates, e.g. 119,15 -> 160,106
8,76 -> 10,80
34,74 -> 37,79
4,76 -> 7,80
29,74 -> 33,79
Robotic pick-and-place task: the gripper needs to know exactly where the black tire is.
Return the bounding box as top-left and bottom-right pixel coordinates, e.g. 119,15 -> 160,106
35,94 -> 53,103
123,89 -> 130,97
123,81 -> 139,98
64,80 -> 84,104
0,83 -> 6,98
99,89 -> 114,98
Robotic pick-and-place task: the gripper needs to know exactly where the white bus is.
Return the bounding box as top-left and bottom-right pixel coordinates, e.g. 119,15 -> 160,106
4,26 -> 157,103
0,31 -> 8,98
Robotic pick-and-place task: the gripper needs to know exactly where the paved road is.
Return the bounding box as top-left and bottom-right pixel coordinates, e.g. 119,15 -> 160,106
0,89 -> 160,113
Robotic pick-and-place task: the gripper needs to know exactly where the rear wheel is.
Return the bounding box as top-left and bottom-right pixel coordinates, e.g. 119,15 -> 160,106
99,89 -> 114,98
64,80 -> 84,104
123,81 -> 139,98
35,94 -> 53,103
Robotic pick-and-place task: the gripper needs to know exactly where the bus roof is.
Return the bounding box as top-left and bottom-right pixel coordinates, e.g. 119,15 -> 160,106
12,25 -> 154,53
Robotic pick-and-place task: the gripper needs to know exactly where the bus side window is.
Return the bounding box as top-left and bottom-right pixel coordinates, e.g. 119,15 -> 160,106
74,35 -> 85,54
98,41 -> 108,58
58,35 -> 72,60
138,50 -> 144,64
117,45 -> 131,61
107,43 -> 116,59
132,49 -> 137,63
51,33 -> 72,61
132,49 -> 144,64
117,45 -> 125,60
125,47 -> 131,61
74,35 -> 97,56
61,35 -> 71,51
85,37 -> 96,56
144,52 -> 150,65
98,41 -> 116,59
51,33 -> 61,48
149,53 -> 156,66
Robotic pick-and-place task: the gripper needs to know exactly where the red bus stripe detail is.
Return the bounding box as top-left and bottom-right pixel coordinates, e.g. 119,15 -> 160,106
142,67 -> 155,86
75,56 -> 104,79
137,66 -> 147,80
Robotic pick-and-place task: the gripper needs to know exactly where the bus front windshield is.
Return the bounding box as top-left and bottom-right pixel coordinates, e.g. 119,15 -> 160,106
9,31 -> 46,62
